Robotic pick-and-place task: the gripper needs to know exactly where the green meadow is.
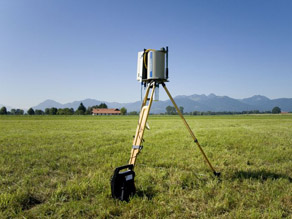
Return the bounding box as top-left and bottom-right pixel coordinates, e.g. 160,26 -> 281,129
0,115 -> 291,218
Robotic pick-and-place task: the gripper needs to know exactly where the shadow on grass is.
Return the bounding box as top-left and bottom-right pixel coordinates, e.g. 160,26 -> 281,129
136,186 -> 156,200
21,195 -> 42,210
233,170 -> 292,182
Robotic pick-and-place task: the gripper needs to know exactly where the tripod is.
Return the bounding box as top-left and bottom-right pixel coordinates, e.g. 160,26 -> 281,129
129,81 -> 220,176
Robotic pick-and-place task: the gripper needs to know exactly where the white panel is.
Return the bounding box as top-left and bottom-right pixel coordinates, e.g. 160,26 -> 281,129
137,51 -> 144,82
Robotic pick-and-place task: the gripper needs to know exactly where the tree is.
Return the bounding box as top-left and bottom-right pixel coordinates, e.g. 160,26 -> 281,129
75,108 -> 84,115
77,102 -> 86,114
57,108 -> 74,115
179,106 -> 184,114
27,108 -> 35,115
272,106 -> 281,114
91,103 -> 108,109
65,108 -> 74,115
57,108 -> 64,115
99,103 -> 108,108
166,106 -> 172,115
10,109 -> 16,115
120,107 -> 127,115
49,107 -> 58,115
165,105 -> 176,115
0,106 -> 7,115
14,109 -> 24,115
69,108 -> 74,115
85,106 -> 92,115
128,111 -> 138,115
192,111 -> 200,115
45,108 -> 50,115
35,109 -> 44,115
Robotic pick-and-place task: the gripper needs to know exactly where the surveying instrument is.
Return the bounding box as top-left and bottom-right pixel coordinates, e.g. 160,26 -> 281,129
111,47 -> 220,201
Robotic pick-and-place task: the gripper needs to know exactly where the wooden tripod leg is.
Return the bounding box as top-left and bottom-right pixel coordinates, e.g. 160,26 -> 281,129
162,83 -> 220,176
141,83 -> 151,109
129,83 -> 156,166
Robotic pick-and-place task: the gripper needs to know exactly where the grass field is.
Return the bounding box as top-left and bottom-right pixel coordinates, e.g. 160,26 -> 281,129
0,115 -> 292,218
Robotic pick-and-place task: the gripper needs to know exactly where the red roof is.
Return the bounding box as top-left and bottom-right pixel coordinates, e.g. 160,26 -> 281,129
92,108 -> 120,114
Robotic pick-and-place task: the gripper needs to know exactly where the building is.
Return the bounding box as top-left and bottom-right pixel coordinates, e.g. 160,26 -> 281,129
92,108 -> 121,115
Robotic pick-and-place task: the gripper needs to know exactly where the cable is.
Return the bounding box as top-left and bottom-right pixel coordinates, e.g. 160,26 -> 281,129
143,49 -> 156,69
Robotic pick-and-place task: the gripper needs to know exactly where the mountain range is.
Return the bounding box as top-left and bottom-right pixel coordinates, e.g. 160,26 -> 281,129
26,94 -> 292,113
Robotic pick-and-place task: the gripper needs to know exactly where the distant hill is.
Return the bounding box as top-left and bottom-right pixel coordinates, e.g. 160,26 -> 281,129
31,94 -> 292,113
32,99 -> 64,110
240,95 -> 292,112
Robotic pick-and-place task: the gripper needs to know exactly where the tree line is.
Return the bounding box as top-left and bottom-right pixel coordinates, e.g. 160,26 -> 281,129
0,103 -> 129,116
164,106 -> 284,115
0,103 -> 125,115
0,104 -> 286,116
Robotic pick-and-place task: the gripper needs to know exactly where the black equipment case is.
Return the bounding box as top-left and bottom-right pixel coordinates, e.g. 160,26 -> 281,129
111,164 -> 136,201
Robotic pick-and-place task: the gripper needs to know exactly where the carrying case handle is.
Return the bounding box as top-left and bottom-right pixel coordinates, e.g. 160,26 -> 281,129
114,164 -> 134,174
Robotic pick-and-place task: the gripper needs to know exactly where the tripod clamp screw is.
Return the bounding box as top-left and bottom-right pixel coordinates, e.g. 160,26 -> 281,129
132,145 -> 143,150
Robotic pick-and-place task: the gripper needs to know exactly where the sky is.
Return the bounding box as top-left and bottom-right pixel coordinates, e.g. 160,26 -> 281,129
0,0 -> 291,109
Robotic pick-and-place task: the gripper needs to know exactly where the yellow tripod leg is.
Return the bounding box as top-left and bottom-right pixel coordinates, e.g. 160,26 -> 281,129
162,83 -> 220,176
129,83 -> 156,166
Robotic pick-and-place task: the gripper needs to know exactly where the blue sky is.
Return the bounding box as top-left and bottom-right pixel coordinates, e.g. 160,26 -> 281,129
0,0 -> 291,108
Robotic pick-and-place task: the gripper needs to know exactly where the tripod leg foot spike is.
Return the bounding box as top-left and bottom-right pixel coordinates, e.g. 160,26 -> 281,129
214,171 -> 221,177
